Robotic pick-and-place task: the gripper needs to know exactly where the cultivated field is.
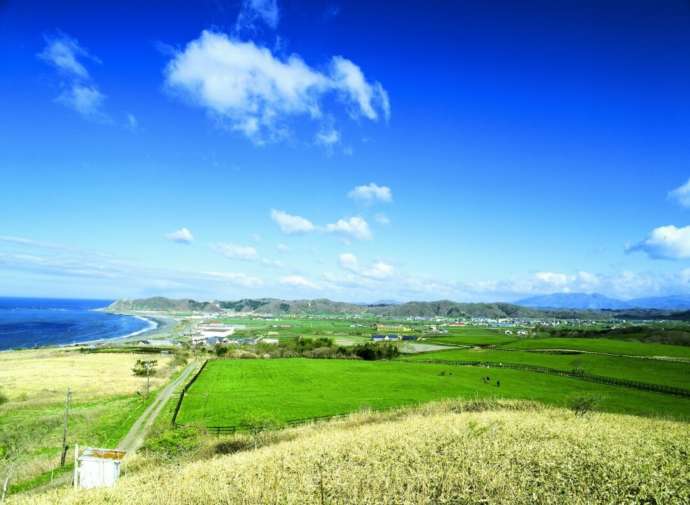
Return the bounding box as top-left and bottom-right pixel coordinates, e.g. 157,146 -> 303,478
176,358 -> 690,428
15,401 -> 690,505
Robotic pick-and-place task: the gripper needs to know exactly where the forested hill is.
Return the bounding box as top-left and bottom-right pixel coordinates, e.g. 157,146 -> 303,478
107,296 -> 603,319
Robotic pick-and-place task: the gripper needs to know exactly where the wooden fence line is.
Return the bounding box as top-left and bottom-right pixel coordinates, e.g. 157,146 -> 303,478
171,359 -> 209,427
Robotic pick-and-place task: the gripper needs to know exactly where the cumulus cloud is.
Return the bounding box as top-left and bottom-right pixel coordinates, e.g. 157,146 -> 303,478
627,225 -> 690,260
326,216 -> 372,240
235,0 -> 280,33
280,274 -> 320,290
348,183 -> 392,204
270,209 -> 316,234
277,243 -> 290,252
212,243 -> 258,260
163,30 -> 389,143
165,227 -> 194,244
338,253 -> 394,280
38,32 -> 107,120
669,179 -> 690,208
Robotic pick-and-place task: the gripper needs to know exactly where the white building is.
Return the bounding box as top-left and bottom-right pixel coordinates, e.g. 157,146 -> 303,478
76,447 -> 126,489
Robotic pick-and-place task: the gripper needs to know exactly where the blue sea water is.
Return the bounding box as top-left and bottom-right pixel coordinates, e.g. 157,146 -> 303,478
0,297 -> 156,350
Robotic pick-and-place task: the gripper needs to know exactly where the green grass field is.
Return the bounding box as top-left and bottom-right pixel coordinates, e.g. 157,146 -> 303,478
423,327 -> 519,346
176,358 -> 690,427
501,337 -> 690,359
403,348 -> 690,390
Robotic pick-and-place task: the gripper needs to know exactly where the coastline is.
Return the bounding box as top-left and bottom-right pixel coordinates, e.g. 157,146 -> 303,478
0,309 -> 177,352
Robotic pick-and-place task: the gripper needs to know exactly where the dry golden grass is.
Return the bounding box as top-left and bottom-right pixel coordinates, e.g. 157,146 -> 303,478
0,349 -> 174,403
14,400 -> 690,505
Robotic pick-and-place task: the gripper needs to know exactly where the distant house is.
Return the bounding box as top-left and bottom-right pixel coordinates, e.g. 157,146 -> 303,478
138,339 -> 177,347
371,334 -> 401,342
401,335 -> 418,341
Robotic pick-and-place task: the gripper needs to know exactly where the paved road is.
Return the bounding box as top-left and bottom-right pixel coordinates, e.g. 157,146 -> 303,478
117,361 -> 197,455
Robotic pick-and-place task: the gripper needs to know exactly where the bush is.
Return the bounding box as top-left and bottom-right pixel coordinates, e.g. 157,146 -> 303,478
570,396 -> 597,416
351,342 -> 400,361
143,425 -> 200,459
0,389 -> 8,406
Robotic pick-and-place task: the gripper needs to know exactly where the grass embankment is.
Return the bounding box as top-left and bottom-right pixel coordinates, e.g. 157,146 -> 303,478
176,359 -> 690,427
0,349 -> 176,489
14,401 -> 690,504
404,348 -> 690,390
501,337 -> 690,359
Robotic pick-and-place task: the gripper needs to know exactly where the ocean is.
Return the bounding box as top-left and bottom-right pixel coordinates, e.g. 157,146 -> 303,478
0,297 -> 156,351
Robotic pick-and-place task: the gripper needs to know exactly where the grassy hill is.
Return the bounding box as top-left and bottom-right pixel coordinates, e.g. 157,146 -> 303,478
14,401 -> 690,504
108,297 -> 221,313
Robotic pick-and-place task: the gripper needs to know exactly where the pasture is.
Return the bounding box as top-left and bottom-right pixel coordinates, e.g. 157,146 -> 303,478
501,337 -> 690,359
423,327 -> 519,346
404,347 -> 690,390
176,358 -> 690,428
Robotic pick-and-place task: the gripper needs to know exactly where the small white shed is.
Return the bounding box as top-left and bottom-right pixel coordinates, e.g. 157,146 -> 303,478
75,447 -> 126,489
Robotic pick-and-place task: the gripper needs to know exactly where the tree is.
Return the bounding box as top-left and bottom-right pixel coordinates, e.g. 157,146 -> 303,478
132,360 -> 158,397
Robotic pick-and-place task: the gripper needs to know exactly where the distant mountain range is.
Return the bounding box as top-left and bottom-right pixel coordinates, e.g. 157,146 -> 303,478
108,294 -> 690,319
110,297 -> 552,319
516,293 -> 690,311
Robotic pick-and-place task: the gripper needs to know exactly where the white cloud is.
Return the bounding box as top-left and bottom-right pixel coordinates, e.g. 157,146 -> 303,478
669,179 -> 690,208
338,253 -> 394,280
38,32 -> 107,120
338,252 -> 359,271
213,243 -> 258,260
326,216 -> 372,240
330,57 -> 390,121
280,274 -> 321,290
163,30 -> 389,143
38,32 -> 93,78
235,0 -> 280,32
534,271 -> 572,287
348,183 -> 392,204
277,243 -> 290,252
315,128 -> 340,147
165,227 -> 194,244
270,209 -> 316,234
56,84 -> 105,118
628,225 -> 690,260
203,271 -> 264,288
127,113 -> 138,130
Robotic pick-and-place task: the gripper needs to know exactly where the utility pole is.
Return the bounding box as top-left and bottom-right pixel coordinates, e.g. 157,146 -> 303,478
146,364 -> 151,398
60,388 -> 71,467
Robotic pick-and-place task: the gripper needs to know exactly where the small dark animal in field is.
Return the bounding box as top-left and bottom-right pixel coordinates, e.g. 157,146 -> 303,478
496,380 -> 500,387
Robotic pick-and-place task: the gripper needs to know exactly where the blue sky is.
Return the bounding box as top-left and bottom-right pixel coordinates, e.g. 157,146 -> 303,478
1,0 -> 690,302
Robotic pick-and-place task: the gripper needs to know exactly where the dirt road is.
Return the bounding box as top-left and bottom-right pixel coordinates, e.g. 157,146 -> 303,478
117,361 -> 197,455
